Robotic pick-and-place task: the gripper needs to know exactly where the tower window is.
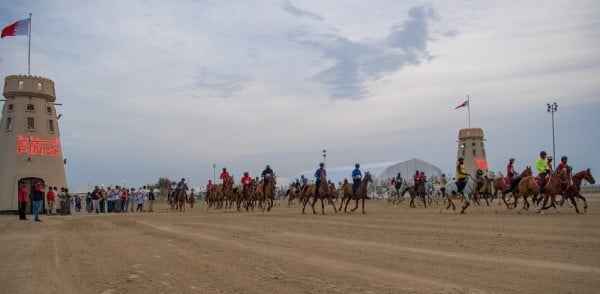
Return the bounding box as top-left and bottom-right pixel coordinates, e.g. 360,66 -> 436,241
46,106 -> 53,113
5,117 -> 12,131
18,80 -> 24,90
473,149 -> 477,156
37,82 -> 43,91
27,117 -> 35,130
462,150 -> 465,157
27,104 -> 35,111
48,119 -> 55,132
8,104 -> 14,111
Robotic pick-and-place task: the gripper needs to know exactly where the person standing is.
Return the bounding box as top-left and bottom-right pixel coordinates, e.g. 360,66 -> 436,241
91,186 -> 101,214
148,188 -> 155,212
120,187 -> 127,212
128,188 -> 136,212
46,186 -> 56,216
18,183 -> 28,220
32,182 -> 44,222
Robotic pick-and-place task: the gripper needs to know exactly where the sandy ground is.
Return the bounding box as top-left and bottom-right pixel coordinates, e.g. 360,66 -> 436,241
1,195 -> 599,294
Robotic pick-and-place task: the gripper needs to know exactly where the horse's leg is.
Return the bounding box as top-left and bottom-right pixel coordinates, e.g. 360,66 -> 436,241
422,194 -> 427,208
446,194 -> 455,210
362,196 -> 366,214
337,196 -> 345,212
320,198 -> 325,214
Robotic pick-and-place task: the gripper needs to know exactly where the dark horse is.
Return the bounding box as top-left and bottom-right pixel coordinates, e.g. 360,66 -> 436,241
562,169 -> 595,213
401,178 -> 427,208
338,172 -> 373,214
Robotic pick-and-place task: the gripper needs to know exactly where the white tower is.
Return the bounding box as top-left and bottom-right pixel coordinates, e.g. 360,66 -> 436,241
0,75 -> 67,211
456,127 -> 489,175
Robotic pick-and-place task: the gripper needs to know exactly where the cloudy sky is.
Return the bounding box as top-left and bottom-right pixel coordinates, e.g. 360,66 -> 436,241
1,0 -> 599,191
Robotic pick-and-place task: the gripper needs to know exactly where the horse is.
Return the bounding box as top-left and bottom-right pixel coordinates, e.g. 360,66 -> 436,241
237,179 -> 257,212
301,173 -> 337,214
338,172 -> 373,213
401,178 -> 427,208
444,177 -> 476,212
561,169 -> 595,213
538,169 -> 570,213
286,185 -> 302,206
517,170 -> 565,213
173,184 -> 188,212
492,166 -> 532,209
262,174 -> 276,212
389,178 -> 404,204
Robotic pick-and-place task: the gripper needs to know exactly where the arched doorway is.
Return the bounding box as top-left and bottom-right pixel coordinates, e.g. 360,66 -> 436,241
18,177 -> 45,214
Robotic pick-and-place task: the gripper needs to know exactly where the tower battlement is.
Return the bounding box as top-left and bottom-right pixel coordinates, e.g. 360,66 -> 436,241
3,75 -> 56,102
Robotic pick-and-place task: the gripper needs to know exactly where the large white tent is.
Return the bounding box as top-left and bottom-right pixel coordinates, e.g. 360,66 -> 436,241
296,158 -> 443,185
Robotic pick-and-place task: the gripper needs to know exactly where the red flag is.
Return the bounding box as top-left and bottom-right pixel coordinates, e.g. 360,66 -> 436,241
1,18 -> 30,39
454,100 -> 468,109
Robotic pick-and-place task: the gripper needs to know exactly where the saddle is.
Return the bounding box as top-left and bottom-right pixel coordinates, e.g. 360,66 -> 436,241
502,177 -> 510,186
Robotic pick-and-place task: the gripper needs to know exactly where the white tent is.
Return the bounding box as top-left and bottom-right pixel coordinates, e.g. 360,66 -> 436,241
296,158 -> 443,185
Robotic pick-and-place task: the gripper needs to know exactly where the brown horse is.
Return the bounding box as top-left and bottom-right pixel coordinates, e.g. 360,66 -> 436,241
174,184 -> 188,212
338,172 -> 373,213
262,174 -> 276,212
561,169 -> 595,213
237,179 -> 257,212
517,170 -> 565,212
492,166 -> 532,209
401,178 -> 427,208
538,169 -> 570,213
301,172 -> 337,214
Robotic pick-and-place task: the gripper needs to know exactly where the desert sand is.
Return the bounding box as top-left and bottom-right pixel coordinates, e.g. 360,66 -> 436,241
1,195 -> 598,294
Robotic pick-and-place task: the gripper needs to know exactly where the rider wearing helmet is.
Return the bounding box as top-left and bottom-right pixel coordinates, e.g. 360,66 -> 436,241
556,156 -> 569,174
261,165 -> 274,195
241,171 -> 252,195
507,158 -> 516,180
547,156 -> 554,172
352,163 -> 362,195
220,168 -> 230,185
413,170 -> 420,187
536,151 -> 550,193
314,162 -> 326,199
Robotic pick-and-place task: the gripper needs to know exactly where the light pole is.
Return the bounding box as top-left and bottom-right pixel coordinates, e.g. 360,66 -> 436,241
212,164 -> 216,184
547,102 -> 558,170
322,149 -> 327,167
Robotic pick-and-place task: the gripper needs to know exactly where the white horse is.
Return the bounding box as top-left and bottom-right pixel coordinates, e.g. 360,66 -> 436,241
444,177 -> 476,212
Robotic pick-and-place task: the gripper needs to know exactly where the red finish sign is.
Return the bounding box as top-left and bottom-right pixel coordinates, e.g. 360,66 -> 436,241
16,135 -> 61,156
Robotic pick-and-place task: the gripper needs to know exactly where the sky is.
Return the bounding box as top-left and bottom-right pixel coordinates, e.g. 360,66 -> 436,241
1,0 -> 599,191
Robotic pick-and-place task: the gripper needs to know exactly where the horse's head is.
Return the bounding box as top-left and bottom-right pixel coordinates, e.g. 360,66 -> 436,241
520,166 -> 532,177
584,168 -> 596,184
364,171 -> 373,183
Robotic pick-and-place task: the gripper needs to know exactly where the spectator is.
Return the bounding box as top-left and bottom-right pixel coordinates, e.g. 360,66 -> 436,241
46,186 -> 56,216
18,183 -> 28,220
32,182 -> 44,222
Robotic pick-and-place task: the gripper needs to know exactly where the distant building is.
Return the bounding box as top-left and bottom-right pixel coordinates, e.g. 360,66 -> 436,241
456,127 -> 488,174
297,158 -> 443,185
0,75 -> 67,211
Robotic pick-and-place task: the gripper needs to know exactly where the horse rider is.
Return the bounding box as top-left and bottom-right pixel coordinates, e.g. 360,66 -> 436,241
413,170 -> 420,188
314,162 -> 326,199
506,157 -> 519,191
220,168 -> 231,186
547,156 -> 554,172
474,169 -> 485,196
536,151 -> 550,194
555,156 -> 571,193
261,165 -> 274,195
455,157 -> 469,196
241,172 -> 252,196
205,180 -> 213,202
352,163 -> 362,196
556,156 -> 570,175
300,175 -> 308,192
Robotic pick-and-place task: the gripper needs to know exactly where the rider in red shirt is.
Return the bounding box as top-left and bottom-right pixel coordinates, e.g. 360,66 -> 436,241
220,168 -> 230,185
241,172 -> 252,195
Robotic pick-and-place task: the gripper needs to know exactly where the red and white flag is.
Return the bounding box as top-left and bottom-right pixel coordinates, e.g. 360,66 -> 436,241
1,18 -> 30,39
454,100 -> 469,109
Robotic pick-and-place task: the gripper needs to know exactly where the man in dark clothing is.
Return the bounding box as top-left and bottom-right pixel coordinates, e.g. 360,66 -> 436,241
18,183 -> 28,220
32,182 -> 44,222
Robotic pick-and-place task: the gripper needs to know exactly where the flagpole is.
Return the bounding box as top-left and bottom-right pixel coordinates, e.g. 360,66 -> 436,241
467,94 -> 471,128
27,13 -> 32,75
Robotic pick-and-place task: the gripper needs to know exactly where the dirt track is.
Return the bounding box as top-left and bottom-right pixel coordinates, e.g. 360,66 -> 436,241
1,196 -> 599,294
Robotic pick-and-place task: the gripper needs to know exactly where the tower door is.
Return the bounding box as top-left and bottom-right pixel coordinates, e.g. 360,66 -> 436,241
18,177 -> 45,214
